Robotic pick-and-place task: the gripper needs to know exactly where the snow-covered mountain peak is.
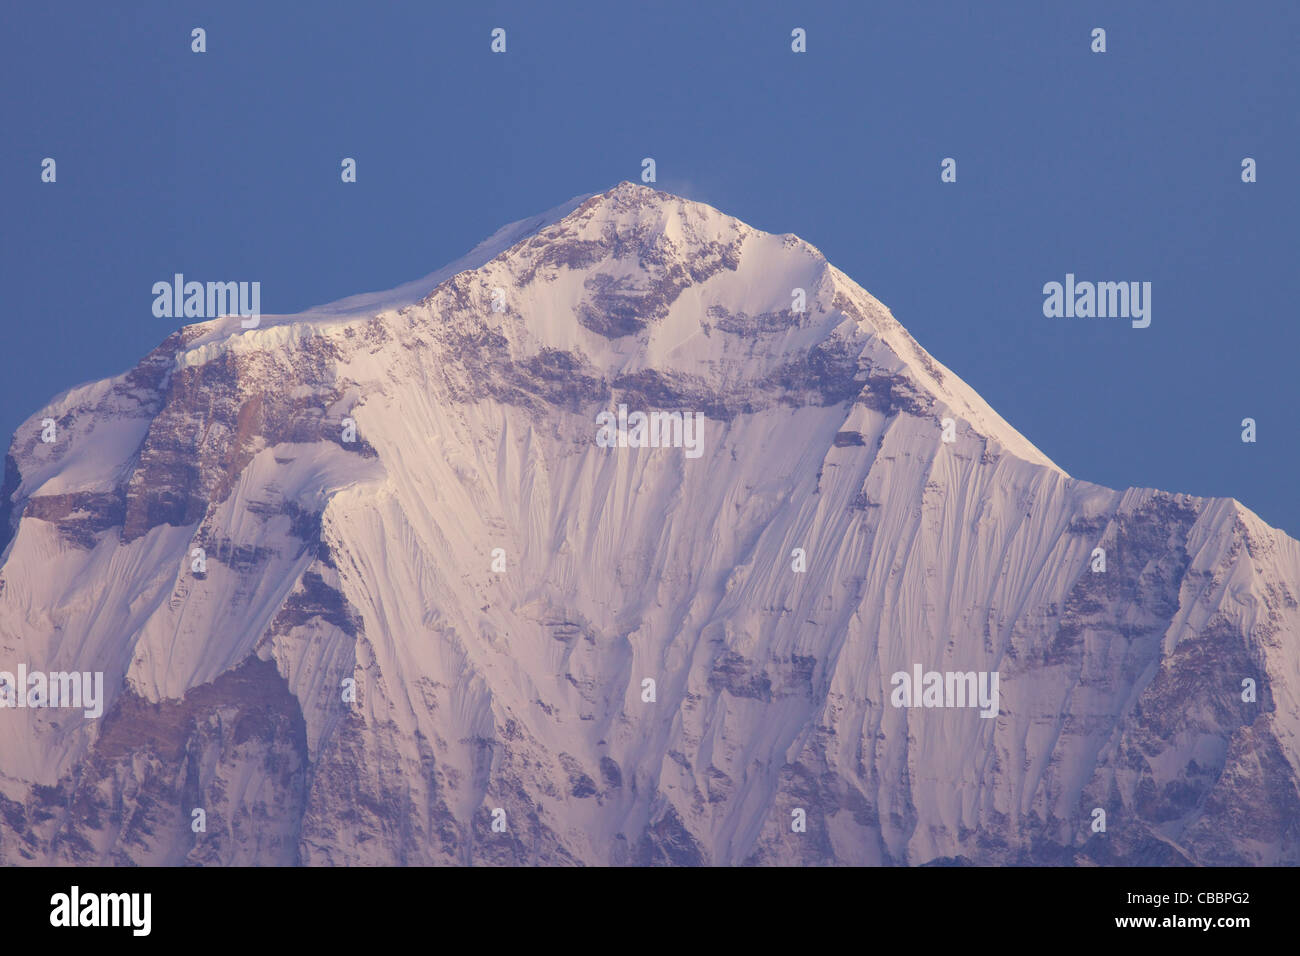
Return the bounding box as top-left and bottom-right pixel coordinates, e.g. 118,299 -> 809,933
406,182 -> 1062,472
4,187 -> 1297,867
164,182 -> 1059,474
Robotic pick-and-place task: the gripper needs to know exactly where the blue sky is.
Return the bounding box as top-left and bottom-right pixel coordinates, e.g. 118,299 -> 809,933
3,1 -> 1297,533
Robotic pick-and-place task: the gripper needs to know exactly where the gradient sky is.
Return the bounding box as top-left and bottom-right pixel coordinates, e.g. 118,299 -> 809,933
3,0 -> 1297,533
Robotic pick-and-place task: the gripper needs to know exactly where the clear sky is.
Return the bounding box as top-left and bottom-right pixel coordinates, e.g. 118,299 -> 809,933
3,1 -> 1297,534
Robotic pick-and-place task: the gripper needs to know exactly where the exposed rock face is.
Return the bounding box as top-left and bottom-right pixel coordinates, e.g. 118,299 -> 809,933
0,658 -> 306,866
0,182 -> 1297,866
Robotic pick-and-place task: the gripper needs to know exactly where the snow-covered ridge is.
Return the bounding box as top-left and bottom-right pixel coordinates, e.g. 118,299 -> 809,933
175,190 -> 593,357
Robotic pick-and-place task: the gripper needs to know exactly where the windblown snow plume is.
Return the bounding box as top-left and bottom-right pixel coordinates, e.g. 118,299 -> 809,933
1,183 -> 1297,865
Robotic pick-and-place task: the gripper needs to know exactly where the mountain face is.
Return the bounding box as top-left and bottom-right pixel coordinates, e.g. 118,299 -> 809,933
1,182 -> 1297,866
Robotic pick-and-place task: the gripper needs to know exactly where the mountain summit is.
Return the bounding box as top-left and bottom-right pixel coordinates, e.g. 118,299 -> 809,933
1,183 -> 1297,865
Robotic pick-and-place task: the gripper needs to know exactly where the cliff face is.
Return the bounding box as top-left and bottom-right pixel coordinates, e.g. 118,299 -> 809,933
1,183 -> 1297,865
